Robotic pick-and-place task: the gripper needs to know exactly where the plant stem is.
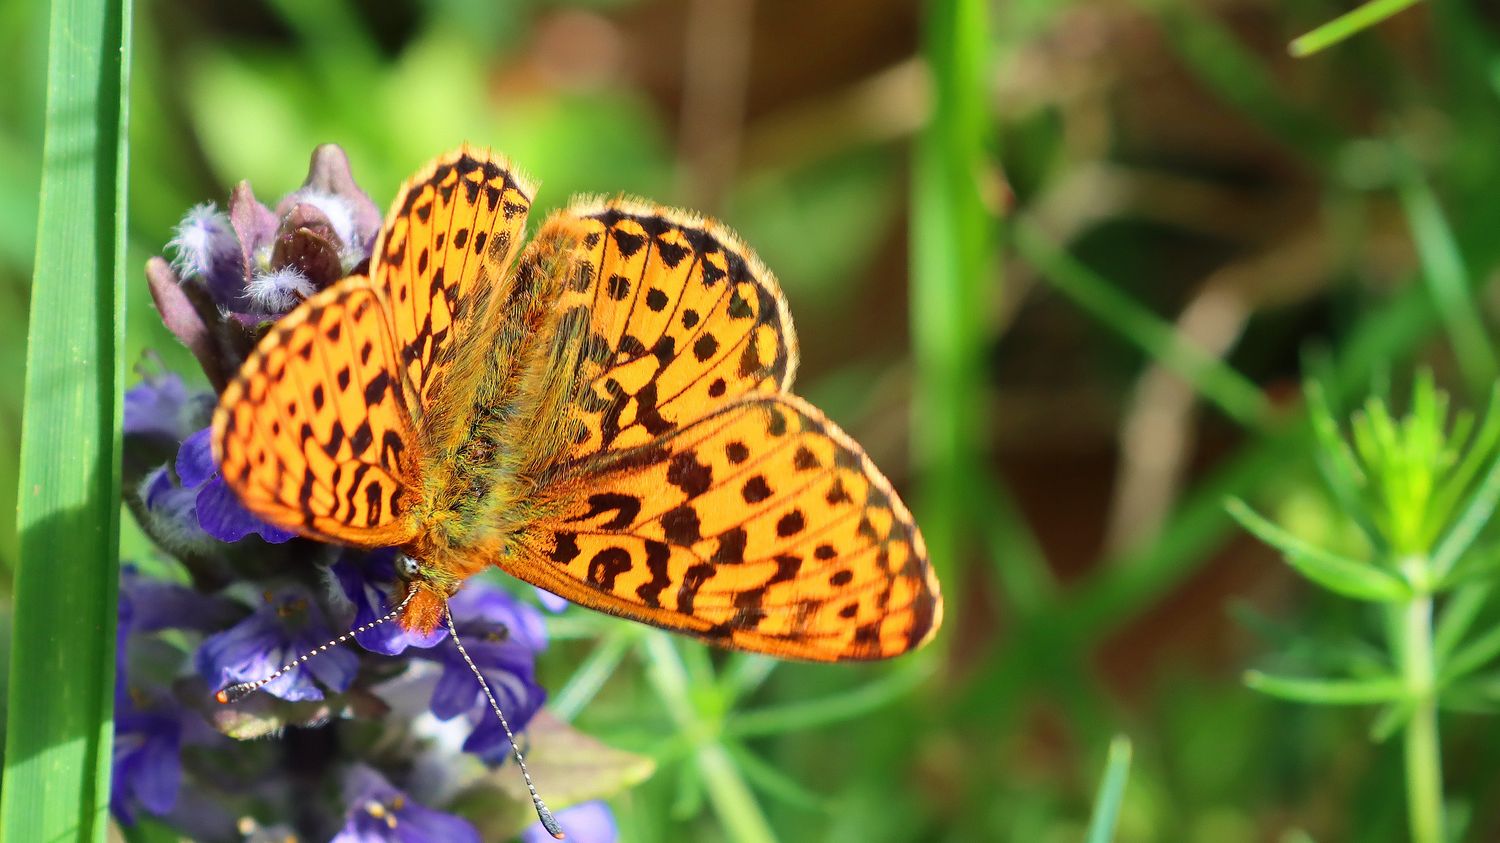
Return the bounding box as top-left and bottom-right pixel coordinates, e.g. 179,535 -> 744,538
1398,565 -> 1445,843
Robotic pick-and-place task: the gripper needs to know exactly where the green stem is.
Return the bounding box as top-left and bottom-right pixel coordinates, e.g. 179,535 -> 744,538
1398,563 -> 1445,843
549,630 -> 633,722
643,634 -> 777,843
1289,0 -> 1425,57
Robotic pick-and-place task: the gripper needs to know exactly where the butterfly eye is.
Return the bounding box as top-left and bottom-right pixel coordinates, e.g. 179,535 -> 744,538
395,553 -> 421,580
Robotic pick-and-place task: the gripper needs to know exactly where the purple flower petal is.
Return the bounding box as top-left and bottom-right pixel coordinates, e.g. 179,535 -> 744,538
333,553 -> 447,656
174,428 -> 215,488
125,371 -> 202,441
195,587 -> 357,701
137,466 -> 214,550
524,801 -> 617,843
111,710 -> 183,824
533,587 -> 571,614
121,565 -> 243,634
167,203 -> 244,310
449,583 -> 548,653
332,766 -> 479,843
194,477 -> 295,544
417,582 -> 548,758
459,670 -> 547,764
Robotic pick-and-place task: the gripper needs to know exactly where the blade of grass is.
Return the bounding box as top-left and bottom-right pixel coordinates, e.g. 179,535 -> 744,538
0,0 -> 131,839
1083,736 -> 1133,843
910,0 -> 994,588
726,660 -> 936,739
1289,0 -> 1425,57
1012,218 -> 1273,429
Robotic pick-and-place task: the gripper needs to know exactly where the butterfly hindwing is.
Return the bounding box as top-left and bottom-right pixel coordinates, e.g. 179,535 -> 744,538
509,395 -> 941,660
212,276 -> 422,547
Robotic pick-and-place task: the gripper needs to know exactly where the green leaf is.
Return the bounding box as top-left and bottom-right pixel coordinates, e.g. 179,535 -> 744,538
1438,621 -> 1500,686
1083,735 -> 1133,843
0,0 -> 131,840
452,712 -> 655,839
1244,670 -> 1405,705
1429,450 -> 1500,580
1228,499 -> 1410,602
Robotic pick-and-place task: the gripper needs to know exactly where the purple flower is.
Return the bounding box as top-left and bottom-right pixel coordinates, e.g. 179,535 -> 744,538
124,371 -> 211,442
333,551 -> 447,655
418,583 -> 548,763
167,203 -> 244,309
524,801 -> 618,843
111,707 -> 183,825
196,585 -> 358,702
147,144 -> 384,388
137,465 -> 216,553
533,587 -> 571,614
175,427 -> 295,544
331,765 -> 479,843
120,564 -> 243,635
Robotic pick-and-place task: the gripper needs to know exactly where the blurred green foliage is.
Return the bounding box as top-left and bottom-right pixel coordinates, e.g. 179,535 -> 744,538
6,0 -> 1500,839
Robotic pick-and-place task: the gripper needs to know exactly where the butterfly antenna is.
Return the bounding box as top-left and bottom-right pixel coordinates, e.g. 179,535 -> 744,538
444,603 -> 565,840
214,587 -> 418,704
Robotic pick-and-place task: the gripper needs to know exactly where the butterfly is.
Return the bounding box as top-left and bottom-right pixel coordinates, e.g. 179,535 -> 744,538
212,146 -> 942,662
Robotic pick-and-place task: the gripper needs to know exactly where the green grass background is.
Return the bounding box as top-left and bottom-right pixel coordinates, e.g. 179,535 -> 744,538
5,0 -> 1500,840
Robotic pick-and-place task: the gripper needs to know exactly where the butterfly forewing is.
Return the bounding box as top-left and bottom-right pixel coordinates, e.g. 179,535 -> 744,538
212,277 -> 422,547
513,201 -> 798,476
372,146 -> 534,451
511,395 -> 941,660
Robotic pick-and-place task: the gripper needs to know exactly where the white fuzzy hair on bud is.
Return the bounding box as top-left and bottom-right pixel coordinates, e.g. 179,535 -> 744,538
167,203 -> 236,280
246,266 -> 315,313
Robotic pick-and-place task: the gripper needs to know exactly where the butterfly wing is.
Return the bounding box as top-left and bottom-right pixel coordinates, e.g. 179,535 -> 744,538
212,276 -> 422,547
506,200 -> 798,478
370,146 -> 535,453
509,395 -> 941,660
214,147 -> 536,547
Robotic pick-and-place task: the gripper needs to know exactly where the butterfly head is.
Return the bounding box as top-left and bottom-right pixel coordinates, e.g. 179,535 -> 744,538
393,552 -> 458,635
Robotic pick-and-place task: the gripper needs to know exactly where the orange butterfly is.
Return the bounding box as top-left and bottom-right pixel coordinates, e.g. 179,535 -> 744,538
212,146 -> 942,663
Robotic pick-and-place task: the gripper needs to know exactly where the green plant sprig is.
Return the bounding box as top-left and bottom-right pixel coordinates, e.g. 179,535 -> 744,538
1232,372 -> 1500,843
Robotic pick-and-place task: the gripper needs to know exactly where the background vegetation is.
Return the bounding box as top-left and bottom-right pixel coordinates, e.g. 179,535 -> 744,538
5,0 -> 1500,840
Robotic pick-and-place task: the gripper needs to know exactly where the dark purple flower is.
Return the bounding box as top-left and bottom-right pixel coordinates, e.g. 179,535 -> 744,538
524,801 -> 618,843
166,203 -> 244,309
418,583 -> 548,763
137,465 -> 216,553
120,564 -> 244,635
331,765 -> 479,843
196,585 -> 358,702
124,371 -> 211,441
175,427 -> 295,544
111,707 -> 183,825
333,551 -> 447,656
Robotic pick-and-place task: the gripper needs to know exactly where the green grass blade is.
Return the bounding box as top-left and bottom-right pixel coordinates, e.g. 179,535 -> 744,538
725,661 -> 935,739
1,0 -> 131,839
1083,736 -> 1133,843
1289,0 -> 1425,57
1012,219 -> 1272,429
910,0 -> 993,585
